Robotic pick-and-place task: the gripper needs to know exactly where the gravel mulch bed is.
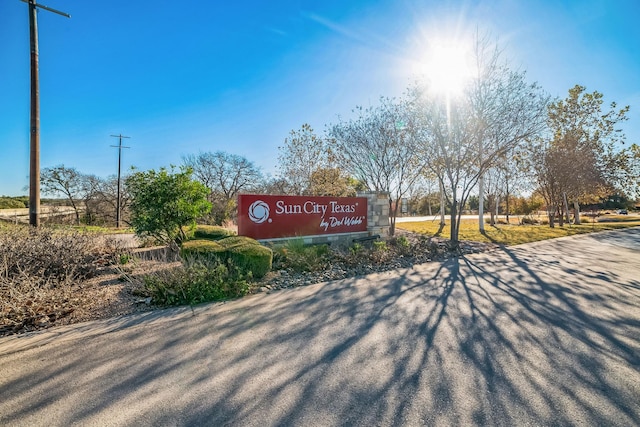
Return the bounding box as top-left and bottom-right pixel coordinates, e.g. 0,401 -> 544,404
256,231 -> 500,292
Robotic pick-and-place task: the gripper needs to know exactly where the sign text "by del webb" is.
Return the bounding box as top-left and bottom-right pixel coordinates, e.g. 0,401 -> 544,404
238,194 -> 368,240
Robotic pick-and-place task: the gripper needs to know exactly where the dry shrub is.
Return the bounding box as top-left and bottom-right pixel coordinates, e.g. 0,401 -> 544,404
0,225 -> 124,335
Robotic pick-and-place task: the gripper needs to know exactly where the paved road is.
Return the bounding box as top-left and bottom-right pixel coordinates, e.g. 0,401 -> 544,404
396,214 -> 478,222
0,206 -> 79,224
1,229 -> 639,426
395,212 -> 639,223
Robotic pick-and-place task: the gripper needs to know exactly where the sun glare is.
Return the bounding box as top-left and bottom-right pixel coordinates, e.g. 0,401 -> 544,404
424,41 -> 473,96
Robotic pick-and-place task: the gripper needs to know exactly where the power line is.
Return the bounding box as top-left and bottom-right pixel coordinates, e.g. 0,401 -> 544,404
20,0 -> 70,227
110,134 -> 130,228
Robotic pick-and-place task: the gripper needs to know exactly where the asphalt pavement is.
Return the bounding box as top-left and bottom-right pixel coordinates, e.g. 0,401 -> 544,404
1,228 -> 639,426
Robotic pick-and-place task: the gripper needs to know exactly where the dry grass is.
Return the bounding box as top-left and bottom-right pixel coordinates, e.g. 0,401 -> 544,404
0,224 -> 140,335
0,222 -> 253,336
397,216 -> 640,245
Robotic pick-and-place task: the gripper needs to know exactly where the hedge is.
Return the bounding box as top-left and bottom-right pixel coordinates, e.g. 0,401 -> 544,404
216,236 -> 262,249
180,239 -> 224,257
180,237 -> 272,279
193,225 -> 236,241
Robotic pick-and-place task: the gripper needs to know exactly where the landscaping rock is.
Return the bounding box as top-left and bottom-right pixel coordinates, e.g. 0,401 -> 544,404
259,232 -> 500,291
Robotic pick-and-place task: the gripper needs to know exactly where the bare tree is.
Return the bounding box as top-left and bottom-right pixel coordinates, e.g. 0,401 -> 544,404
276,124 -> 331,195
307,167 -> 363,197
80,174 -> 105,226
481,166 -> 506,226
411,37 -> 549,248
183,151 -> 262,224
480,148 -> 531,225
84,175 -> 131,226
405,174 -> 440,216
616,144 -> 640,201
498,145 -> 534,224
329,97 -> 426,235
40,165 -> 88,225
257,175 -> 295,195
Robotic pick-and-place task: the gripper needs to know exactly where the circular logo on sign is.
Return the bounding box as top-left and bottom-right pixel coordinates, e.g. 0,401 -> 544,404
248,200 -> 270,224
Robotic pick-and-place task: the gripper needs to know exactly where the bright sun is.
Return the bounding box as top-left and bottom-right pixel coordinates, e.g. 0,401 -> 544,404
424,41 -> 473,96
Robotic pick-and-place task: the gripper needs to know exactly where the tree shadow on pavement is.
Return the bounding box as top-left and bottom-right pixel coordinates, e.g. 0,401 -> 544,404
1,230 -> 639,426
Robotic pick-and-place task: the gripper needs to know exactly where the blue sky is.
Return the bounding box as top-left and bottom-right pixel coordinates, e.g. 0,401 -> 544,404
1,0 -> 639,196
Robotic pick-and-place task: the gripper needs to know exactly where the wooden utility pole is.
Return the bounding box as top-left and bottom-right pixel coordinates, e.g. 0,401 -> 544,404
110,134 -> 130,228
22,0 -> 70,227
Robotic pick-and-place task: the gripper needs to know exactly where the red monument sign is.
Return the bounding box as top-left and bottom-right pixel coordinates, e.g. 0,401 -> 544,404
238,194 -> 368,240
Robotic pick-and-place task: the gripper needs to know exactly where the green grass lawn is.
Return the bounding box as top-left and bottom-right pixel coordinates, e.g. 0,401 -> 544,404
397,216 -> 640,246
67,225 -> 135,234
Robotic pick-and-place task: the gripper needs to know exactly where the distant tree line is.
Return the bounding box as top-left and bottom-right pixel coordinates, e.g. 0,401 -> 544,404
0,197 -> 28,209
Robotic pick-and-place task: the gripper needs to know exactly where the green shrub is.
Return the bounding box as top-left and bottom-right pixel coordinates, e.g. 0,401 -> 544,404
373,240 -> 387,251
119,253 -> 131,265
224,242 -> 272,279
388,235 -> 411,255
180,237 -> 272,279
143,257 -> 250,306
0,197 -> 26,209
180,239 -> 224,257
350,242 -> 363,255
395,235 -> 409,248
369,240 -> 391,263
126,166 -> 212,246
216,236 -> 262,249
193,225 -> 236,241
273,239 -> 330,272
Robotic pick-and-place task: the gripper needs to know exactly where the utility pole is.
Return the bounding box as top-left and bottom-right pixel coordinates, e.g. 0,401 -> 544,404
21,0 -> 70,227
110,134 -> 130,228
